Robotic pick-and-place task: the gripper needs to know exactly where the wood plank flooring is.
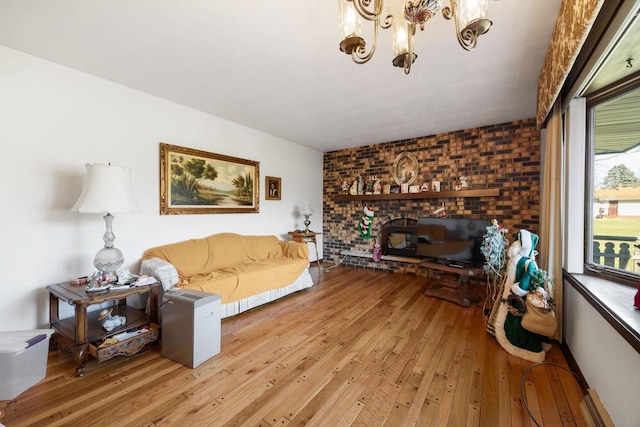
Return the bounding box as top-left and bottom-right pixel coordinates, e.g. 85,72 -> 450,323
0,266 -> 587,426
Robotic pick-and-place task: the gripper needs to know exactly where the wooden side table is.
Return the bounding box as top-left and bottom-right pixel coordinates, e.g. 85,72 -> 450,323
288,231 -> 322,268
47,280 -> 160,376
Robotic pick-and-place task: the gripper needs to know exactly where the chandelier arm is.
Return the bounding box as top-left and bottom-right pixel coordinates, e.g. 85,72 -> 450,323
380,12 -> 393,30
458,28 -> 479,51
442,4 -> 454,21
405,23 -> 415,75
351,8 -> 394,64
351,18 -> 379,64
351,0 -> 383,22
443,1 -> 482,51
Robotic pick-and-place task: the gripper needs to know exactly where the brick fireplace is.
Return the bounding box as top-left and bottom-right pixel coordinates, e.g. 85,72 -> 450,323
380,218 -> 418,258
322,118 -> 541,274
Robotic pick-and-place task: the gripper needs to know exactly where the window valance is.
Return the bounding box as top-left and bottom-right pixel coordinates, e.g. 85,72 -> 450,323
536,0 -> 603,128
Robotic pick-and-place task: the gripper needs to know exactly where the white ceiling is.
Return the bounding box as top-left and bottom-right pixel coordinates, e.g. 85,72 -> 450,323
0,0 -> 562,152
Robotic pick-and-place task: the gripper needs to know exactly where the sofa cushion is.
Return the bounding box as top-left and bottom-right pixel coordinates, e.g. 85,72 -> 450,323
185,257 -> 309,303
206,233 -> 282,269
142,236 -> 212,279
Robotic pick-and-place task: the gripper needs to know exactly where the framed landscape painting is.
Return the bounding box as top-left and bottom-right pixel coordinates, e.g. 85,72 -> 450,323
160,143 -> 259,214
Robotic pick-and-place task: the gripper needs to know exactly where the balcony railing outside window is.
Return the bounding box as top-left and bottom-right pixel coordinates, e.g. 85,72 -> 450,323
592,235 -> 639,272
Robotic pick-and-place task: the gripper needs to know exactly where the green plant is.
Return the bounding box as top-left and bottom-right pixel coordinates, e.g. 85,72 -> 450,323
530,267 -> 553,291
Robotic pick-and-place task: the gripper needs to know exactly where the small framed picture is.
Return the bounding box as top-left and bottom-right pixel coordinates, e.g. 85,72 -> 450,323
265,176 -> 281,200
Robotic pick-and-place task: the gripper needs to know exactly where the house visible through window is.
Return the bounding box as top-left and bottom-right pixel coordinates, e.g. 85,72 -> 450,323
587,82 -> 640,284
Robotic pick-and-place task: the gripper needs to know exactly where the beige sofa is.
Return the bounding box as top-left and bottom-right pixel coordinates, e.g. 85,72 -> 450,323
141,233 -> 313,318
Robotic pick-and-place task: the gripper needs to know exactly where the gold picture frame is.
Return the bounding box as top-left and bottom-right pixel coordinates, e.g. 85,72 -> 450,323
160,143 -> 259,214
265,176 -> 281,200
392,151 -> 419,185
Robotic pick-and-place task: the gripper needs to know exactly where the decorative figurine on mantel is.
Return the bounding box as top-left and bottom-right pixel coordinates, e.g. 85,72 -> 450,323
372,176 -> 382,194
455,176 -> 469,191
350,179 -> 358,195
365,176 -> 373,195
342,180 -> 349,195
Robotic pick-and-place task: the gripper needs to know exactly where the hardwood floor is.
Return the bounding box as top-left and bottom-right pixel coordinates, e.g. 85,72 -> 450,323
1,266 -> 587,426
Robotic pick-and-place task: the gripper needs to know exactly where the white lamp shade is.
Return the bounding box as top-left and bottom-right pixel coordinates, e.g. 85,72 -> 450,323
72,163 -> 139,214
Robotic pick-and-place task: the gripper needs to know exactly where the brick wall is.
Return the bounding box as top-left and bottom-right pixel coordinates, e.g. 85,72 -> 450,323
322,118 -> 541,273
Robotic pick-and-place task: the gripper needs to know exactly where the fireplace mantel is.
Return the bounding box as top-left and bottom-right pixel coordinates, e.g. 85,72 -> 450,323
333,188 -> 499,202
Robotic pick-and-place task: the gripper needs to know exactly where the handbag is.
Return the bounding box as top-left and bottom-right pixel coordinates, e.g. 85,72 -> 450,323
521,292 -> 557,336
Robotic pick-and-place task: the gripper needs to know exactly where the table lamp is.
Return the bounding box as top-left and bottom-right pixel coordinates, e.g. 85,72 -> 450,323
301,202 -> 314,233
72,163 -> 139,274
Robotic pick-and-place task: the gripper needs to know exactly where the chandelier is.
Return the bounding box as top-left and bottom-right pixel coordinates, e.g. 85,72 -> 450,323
338,0 -> 492,74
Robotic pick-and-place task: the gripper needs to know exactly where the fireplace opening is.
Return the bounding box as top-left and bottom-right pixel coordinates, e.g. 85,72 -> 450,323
380,218 -> 418,258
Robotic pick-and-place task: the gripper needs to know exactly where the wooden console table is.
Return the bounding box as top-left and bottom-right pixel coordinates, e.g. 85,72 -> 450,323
47,280 -> 160,376
420,260 -> 485,307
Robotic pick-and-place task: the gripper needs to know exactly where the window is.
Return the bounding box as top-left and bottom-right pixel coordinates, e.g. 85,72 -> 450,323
586,77 -> 640,285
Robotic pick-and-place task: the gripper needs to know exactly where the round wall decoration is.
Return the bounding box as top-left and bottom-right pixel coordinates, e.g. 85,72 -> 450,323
392,151 -> 419,185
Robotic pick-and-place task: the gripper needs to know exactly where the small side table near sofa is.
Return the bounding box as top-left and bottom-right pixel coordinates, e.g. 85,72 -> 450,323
288,230 -> 322,268
47,280 -> 160,376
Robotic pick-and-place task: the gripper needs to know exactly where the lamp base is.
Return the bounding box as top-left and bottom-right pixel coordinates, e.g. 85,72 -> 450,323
94,212 -> 124,274
94,246 -> 124,274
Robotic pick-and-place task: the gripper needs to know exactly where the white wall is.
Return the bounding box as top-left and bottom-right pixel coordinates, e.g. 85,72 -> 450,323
618,201 -> 640,216
0,45 -> 324,331
564,284 -> 640,427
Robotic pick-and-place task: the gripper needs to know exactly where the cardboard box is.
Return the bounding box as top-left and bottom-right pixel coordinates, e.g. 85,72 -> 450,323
0,329 -> 53,400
